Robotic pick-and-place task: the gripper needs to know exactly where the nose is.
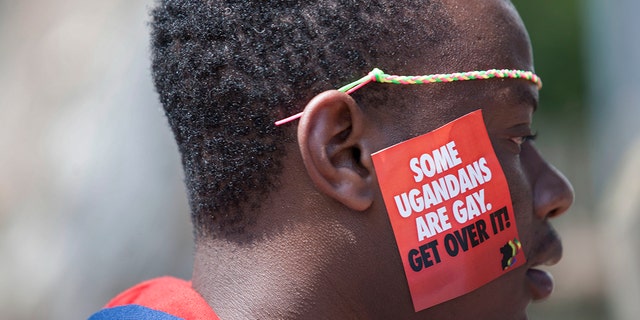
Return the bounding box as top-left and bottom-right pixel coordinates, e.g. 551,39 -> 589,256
524,143 -> 575,219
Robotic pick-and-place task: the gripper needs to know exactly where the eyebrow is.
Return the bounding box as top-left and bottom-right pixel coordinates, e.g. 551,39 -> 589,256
516,85 -> 539,112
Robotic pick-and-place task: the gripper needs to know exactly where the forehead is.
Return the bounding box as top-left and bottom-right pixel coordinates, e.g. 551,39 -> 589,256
421,0 -> 533,73
367,0 -> 537,140
438,0 -> 536,114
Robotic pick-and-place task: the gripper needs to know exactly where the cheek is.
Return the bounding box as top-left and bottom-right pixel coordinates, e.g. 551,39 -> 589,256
497,153 -> 536,248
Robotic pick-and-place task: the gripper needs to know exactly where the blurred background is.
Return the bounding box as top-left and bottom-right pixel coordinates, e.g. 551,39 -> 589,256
0,0 -> 637,319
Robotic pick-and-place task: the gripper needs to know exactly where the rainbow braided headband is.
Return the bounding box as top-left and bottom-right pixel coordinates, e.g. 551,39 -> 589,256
275,68 -> 542,126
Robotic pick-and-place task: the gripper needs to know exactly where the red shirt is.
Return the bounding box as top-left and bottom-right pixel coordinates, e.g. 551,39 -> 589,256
91,277 -> 220,320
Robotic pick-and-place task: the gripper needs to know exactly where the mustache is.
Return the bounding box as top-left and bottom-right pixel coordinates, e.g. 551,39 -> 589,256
528,226 -> 563,267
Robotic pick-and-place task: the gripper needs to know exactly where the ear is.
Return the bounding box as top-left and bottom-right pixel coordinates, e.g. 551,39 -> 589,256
297,90 -> 375,211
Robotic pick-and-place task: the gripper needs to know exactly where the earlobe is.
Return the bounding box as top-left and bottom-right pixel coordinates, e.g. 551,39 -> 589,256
297,90 -> 374,211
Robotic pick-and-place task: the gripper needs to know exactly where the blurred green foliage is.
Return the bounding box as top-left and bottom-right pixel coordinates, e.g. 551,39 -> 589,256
512,0 -> 585,116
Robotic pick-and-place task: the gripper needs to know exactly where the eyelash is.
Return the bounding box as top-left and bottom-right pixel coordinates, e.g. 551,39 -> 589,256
524,132 -> 538,142
510,131 -> 538,146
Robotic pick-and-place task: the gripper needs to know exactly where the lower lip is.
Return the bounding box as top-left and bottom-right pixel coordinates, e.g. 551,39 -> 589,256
526,268 -> 554,301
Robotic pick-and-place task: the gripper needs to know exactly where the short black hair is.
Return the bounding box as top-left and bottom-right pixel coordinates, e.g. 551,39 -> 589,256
150,0 -> 453,239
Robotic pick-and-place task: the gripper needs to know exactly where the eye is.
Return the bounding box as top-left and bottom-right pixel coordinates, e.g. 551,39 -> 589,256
510,132 -> 537,146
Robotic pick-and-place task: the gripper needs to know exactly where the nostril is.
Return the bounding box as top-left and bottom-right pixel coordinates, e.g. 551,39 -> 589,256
547,208 -> 562,219
550,182 -> 574,218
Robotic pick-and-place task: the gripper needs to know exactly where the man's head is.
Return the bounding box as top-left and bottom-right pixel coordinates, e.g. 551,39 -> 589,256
150,0 -> 574,318
150,0 -> 456,238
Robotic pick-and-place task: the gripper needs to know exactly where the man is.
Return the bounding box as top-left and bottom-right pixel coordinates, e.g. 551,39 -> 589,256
90,0 -> 574,319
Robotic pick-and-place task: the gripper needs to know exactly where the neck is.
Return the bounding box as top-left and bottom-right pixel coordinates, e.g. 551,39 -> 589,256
191,220 -> 366,319
189,146 -> 407,319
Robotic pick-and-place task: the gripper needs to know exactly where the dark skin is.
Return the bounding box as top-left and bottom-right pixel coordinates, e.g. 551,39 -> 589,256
192,0 -> 574,319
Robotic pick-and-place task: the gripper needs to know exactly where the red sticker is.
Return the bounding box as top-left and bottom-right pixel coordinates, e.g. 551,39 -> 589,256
371,110 -> 525,312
